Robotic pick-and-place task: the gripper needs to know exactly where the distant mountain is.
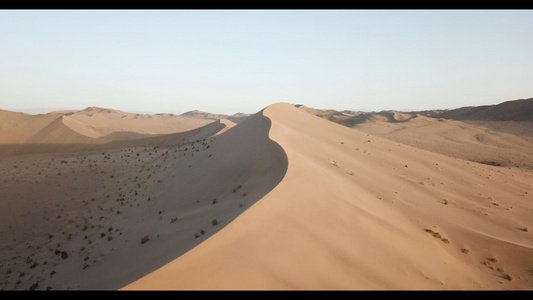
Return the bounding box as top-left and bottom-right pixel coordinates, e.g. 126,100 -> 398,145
180,110 -> 250,123
179,110 -> 227,120
297,105 -> 418,127
299,98 -> 533,127
430,98 -> 533,121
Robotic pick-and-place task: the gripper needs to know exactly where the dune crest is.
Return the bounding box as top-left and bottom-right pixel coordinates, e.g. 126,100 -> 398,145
2,101 -> 532,290
0,109 -> 59,144
0,107 -> 230,148
124,102 -> 533,290
26,116 -> 105,145
0,106 -> 287,290
60,107 -> 217,140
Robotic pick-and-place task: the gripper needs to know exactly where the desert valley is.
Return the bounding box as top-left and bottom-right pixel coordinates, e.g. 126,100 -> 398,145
1,98 -> 532,290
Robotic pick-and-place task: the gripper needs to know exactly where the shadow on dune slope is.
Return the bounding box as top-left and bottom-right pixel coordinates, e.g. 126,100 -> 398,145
0,108 -> 288,290
88,109 -> 288,290
0,119 -> 230,158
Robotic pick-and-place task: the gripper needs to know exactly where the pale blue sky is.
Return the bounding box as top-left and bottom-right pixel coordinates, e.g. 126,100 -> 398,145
1,9 -> 532,115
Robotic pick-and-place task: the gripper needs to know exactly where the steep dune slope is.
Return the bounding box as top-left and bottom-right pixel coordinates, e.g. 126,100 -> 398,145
0,108 -> 235,158
106,118 -> 233,149
26,116 -> 105,145
0,106 -> 224,147
61,107 -> 220,141
0,108 -> 287,290
0,110 -> 59,144
124,103 -> 533,290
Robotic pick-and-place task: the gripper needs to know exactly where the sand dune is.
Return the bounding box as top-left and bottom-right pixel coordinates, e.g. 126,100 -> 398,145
0,109 -> 60,144
298,104 -> 533,170
1,101 -> 533,290
0,107 -> 237,158
26,116 -> 105,145
123,103 -> 533,290
60,107 -> 218,141
353,114 -> 533,170
0,108 -> 285,290
0,106 -> 236,146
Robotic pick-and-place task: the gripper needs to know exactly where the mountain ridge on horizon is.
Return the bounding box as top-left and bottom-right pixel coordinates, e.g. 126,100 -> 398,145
4,96 -> 532,122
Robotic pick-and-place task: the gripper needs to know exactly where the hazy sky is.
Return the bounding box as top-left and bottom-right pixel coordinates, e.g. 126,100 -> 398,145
1,9 -> 532,115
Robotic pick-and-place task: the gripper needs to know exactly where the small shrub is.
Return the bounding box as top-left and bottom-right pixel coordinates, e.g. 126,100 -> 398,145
232,184 -> 243,193
141,235 -> 149,244
503,274 -> 512,281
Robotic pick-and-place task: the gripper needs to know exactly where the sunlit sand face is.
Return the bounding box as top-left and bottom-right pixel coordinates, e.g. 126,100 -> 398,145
1,100 -> 533,291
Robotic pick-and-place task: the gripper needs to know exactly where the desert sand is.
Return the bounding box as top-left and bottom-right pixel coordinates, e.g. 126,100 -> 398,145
123,102 -> 533,290
1,101 -> 532,290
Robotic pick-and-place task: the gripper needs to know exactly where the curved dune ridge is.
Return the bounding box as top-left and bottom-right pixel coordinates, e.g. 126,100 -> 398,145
60,107 -> 217,141
0,108 -> 286,290
123,103 -> 533,290
1,102 -> 533,290
0,109 -> 60,144
26,116 -> 105,145
0,107 -> 239,158
0,106 -> 228,146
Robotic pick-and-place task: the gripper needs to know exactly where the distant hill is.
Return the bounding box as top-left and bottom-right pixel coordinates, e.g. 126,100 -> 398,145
297,105 -> 419,127
298,98 -> 533,127
180,110 -> 250,124
430,98 -> 533,121
297,98 -> 533,170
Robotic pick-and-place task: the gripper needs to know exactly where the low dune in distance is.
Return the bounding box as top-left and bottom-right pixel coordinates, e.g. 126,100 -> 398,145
298,99 -> 533,170
59,107 -> 219,141
0,106 -> 241,146
0,107 -> 240,158
352,114 -> 533,170
1,100 -> 533,290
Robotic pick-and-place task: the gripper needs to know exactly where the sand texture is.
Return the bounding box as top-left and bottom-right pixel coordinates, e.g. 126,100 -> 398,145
1,101 -> 532,290
123,103 -> 533,290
